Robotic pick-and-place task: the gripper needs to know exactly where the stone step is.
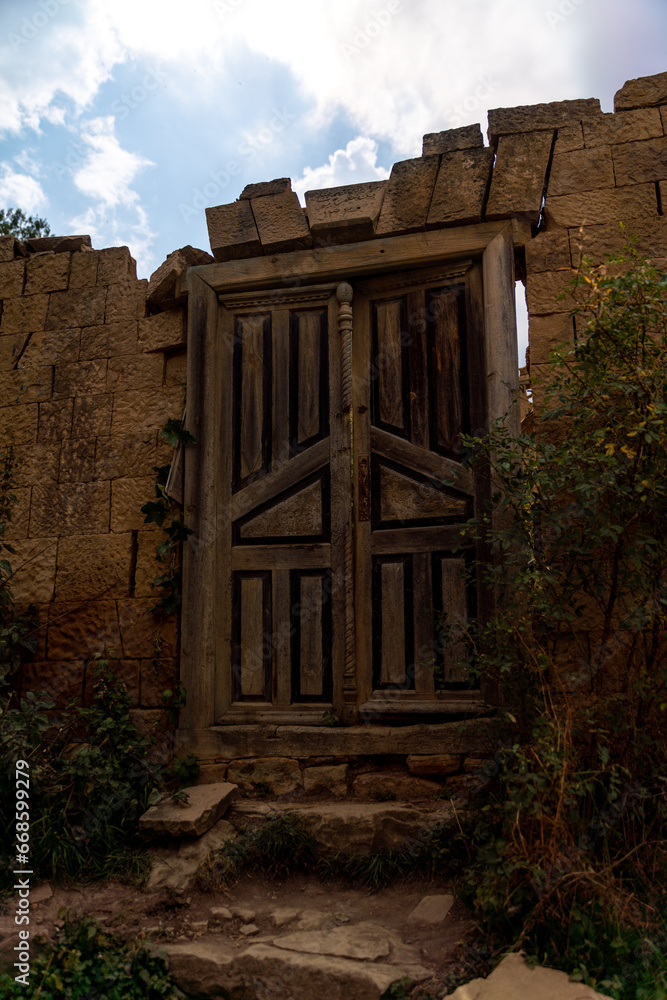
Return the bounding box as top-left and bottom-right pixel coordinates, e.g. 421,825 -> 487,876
152,921 -> 431,1000
228,798 -> 455,855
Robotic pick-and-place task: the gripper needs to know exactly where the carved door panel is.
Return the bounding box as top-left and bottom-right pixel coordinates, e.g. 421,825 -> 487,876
217,284 -> 349,724
352,262 -> 486,716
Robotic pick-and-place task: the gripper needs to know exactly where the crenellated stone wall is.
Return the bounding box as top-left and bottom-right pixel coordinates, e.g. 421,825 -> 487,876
2,69 -> 667,754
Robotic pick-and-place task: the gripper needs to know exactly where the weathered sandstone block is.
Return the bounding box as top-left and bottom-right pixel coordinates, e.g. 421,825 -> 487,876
614,71 -> 667,111
306,181 -> 387,244
251,191 -> 312,254
422,124 -> 483,155
427,147 -> 493,226
25,253 -> 70,295
375,155 -> 440,236
206,201 -> 262,262
486,131 -> 553,222
548,146 -> 615,196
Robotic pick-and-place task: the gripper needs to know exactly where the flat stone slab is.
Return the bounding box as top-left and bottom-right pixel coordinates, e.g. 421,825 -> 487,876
152,939 -> 237,996
407,894 -> 454,924
448,952 -> 613,999
306,181 -> 387,244
239,942 -> 430,1000
140,782 -> 237,838
270,906 -> 301,928
273,922 -> 391,961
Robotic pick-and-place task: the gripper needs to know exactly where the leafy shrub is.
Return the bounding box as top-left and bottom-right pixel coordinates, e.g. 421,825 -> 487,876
0,910 -> 184,999
440,242 -> 667,997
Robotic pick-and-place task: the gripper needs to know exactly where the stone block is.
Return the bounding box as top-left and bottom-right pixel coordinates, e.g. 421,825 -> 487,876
1,294 -> 49,335
30,480 -> 108,536
548,146 -> 615,197
138,310 -> 185,351
0,260 -> 25,298
612,136 -> 667,186
54,533 -> 131,602
448,951 -> 613,1000
71,394 -> 111,438
139,782 -> 237,838
1,366 -> 52,406
24,235 -> 91,254
79,322 -> 138,359
25,254 -> 70,295
96,246 -> 136,285
45,288 -> 106,330
2,486 -> 30,540
427,147 -> 494,227
118,599 -> 178,657
422,124 -> 483,155
0,403 -> 39,445
614,71 -> 667,111
543,183 -> 657,230
111,386 -> 184,437
274,923 -> 393,961
525,231 -> 572,273
251,191 -> 312,254
7,537 -> 58,603
0,333 -> 25,370
106,353 -> 164,392
487,98 -> 602,142
140,657 -> 178,707
37,399 -> 74,444
95,432 -> 157,481
45,600 -> 122,670
20,659 -> 84,708
59,438 -> 96,483
105,280 -> 147,323
584,108 -> 663,148
305,181 -> 387,245
68,250 -> 98,289
352,772 -> 441,799
406,754 -> 460,776
568,216 -> 667,264
303,764 -> 348,797
134,530 -> 161,597
0,235 -> 17,262
146,246 -> 212,308
375,155 -> 440,237
111,477 -> 158,532
486,131 -> 553,222
528,313 -> 576,364
147,819 -> 235,892
14,441 -> 59,485
164,351 -> 187,387
16,328 -> 81,369
525,269 -> 580,315
53,359 -> 107,399
662,105 -> 667,134
194,763 -> 229,786
553,123 -> 583,154
406,894 -> 454,924
226,758 -> 302,795
205,201 -> 262,263
240,177 -> 292,200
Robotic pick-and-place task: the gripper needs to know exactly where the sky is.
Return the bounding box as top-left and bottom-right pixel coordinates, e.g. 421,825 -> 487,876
1,0 -> 666,364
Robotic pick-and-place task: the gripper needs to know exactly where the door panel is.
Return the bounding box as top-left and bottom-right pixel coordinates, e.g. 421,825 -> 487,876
219,286 -> 346,723
354,263 -> 482,714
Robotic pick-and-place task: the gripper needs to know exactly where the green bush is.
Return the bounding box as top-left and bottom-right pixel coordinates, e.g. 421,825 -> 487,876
0,910 -> 184,999
442,241 -> 667,997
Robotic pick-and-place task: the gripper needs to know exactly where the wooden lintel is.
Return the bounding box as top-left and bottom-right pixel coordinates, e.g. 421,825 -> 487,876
176,220 -> 530,297
175,718 -> 495,759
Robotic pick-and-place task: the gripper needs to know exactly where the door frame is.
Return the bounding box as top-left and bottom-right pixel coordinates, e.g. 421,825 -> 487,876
178,221 -> 526,732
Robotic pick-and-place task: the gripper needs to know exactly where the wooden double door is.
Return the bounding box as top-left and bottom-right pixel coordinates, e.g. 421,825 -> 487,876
217,260 -> 486,724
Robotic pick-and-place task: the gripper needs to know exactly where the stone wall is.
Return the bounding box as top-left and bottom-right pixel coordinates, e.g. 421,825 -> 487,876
0,234 -> 205,734
2,70 -> 666,753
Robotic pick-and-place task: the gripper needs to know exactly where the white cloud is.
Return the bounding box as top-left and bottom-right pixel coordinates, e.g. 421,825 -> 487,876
69,202 -> 156,277
293,137 -> 390,203
0,164 -> 47,212
0,0 -> 589,153
72,116 -> 154,208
